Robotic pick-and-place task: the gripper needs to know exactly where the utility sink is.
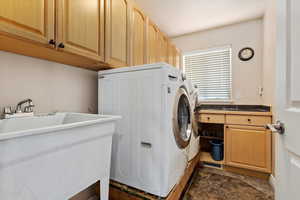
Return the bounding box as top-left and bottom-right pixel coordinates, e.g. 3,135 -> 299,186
0,112 -> 120,140
0,113 -> 120,200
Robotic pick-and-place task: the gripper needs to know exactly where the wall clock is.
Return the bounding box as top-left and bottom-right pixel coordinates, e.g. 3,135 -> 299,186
238,47 -> 254,61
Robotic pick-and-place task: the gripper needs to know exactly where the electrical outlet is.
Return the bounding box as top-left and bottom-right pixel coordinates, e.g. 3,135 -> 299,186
259,87 -> 264,97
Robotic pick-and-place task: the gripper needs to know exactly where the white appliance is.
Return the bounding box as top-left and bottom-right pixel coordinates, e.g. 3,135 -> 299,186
0,113 -> 120,200
185,80 -> 200,161
98,63 -> 195,197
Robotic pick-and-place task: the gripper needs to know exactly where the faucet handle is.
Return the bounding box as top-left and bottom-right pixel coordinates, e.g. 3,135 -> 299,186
4,107 -> 12,115
24,104 -> 35,113
27,100 -> 34,108
15,106 -> 22,113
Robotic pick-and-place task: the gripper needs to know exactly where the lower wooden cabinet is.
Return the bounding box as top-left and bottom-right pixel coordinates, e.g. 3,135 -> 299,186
225,125 -> 272,173
226,114 -> 272,126
199,114 -> 225,124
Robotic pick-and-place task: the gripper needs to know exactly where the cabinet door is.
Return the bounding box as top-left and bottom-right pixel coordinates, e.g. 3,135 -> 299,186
225,125 -> 272,173
147,21 -> 159,64
0,0 -> 55,45
157,33 -> 168,63
131,6 -> 146,66
58,0 -> 105,61
168,43 -> 175,67
175,48 -> 181,69
173,47 -> 179,68
106,0 -> 130,67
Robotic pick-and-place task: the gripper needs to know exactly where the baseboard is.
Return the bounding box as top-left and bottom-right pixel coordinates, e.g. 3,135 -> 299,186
269,174 -> 276,191
223,166 -> 270,180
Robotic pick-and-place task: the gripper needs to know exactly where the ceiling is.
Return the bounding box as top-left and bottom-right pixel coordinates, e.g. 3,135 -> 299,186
134,0 -> 266,37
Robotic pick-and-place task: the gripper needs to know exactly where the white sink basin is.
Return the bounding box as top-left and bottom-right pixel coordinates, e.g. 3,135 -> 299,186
0,112 -> 120,140
0,113 -> 120,200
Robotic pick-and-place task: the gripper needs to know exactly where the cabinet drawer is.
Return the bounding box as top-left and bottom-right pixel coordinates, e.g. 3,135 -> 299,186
199,114 -> 225,124
226,115 -> 271,126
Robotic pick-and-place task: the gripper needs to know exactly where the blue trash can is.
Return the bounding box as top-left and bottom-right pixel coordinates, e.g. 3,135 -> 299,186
210,140 -> 224,161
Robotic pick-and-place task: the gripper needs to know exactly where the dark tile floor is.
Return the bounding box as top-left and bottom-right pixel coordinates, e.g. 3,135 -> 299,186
183,168 -> 274,200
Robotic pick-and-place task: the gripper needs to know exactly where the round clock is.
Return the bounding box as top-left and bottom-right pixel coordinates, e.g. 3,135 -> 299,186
238,47 -> 254,61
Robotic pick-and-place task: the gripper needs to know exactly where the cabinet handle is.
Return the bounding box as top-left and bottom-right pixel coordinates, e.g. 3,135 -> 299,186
58,43 -> 65,48
248,118 -> 251,122
49,39 -> 56,46
207,117 -> 210,120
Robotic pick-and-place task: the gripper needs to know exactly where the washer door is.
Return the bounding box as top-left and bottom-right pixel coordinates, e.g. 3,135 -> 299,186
191,94 -> 200,137
173,87 -> 192,149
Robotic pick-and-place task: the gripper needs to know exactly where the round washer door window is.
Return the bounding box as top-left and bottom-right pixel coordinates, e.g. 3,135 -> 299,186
173,87 -> 192,149
191,95 -> 200,137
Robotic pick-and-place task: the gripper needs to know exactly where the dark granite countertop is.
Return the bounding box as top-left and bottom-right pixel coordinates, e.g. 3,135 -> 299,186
196,104 -> 271,112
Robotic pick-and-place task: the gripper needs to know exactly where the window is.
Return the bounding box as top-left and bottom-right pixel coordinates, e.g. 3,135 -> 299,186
183,46 -> 232,101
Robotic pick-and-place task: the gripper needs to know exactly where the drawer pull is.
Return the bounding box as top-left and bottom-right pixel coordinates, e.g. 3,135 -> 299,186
207,117 -> 210,120
248,118 -> 251,122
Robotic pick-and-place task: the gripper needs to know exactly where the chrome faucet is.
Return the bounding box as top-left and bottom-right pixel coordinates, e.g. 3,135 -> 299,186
16,99 -> 35,113
3,99 -> 35,119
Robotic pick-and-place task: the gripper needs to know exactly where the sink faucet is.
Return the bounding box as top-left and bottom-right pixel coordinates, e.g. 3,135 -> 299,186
3,99 -> 35,119
16,98 -> 35,113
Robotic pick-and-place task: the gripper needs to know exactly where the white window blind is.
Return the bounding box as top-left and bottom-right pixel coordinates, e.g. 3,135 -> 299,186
184,46 -> 232,101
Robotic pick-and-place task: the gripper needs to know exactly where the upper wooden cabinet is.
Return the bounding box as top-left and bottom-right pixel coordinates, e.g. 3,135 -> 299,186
169,46 -> 182,69
168,43 -> 175,67
172,46 -> 178,67
57,0 -> 105,61
105,0 -> 131,67
147,21 -> 159,64
0,0 -> 182,70
0,0 -> 55,45
175,48 -> 181,69
131,6 -> 146,66
157,33 -> 168,63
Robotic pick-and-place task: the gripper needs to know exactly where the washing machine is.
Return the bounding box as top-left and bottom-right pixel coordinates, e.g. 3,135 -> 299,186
98,63 -> 194,197
185,80 -> 200,162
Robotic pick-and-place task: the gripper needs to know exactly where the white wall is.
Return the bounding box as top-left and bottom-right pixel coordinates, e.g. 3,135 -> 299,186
263,0 -> 277,177
0,51 -> 98,116
263,0 -> 276,107
172,19 -> 264,105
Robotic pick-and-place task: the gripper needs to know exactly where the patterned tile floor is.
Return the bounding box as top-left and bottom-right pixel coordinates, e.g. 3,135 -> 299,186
183,168 -> 274,200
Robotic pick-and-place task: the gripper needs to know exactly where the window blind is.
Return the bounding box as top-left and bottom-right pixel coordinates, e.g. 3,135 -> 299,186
184,46 -> 232,101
